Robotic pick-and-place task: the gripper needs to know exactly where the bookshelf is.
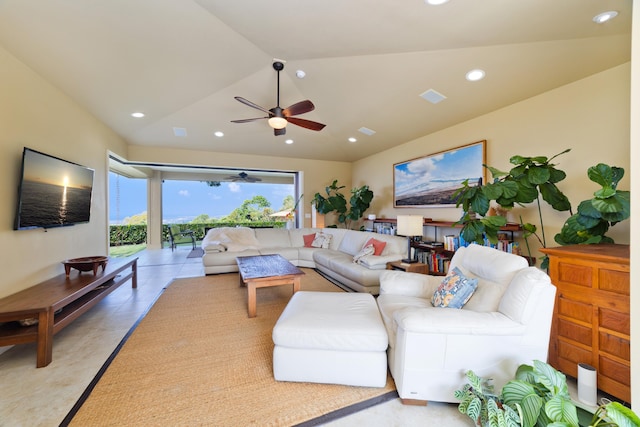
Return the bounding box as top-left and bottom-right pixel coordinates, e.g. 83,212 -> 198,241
372,218 -> 526,275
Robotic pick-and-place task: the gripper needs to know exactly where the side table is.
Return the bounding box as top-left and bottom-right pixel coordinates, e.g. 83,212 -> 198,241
386,261 -> 428,274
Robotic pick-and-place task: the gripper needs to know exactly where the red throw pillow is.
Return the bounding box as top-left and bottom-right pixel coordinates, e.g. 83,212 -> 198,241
303,233 -> 316,248
364,238 -> 386,256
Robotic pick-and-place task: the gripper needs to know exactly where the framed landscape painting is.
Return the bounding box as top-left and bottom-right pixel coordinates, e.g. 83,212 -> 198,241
393,140 -> 486,208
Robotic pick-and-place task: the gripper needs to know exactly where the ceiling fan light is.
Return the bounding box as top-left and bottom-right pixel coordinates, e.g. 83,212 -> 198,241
268,116 -> 288,129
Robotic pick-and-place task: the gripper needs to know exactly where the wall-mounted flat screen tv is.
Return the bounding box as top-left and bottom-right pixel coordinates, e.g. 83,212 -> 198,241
14,147 -> 95,230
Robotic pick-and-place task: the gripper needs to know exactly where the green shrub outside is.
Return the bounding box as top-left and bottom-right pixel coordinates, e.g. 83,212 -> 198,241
109,221 -> 287,246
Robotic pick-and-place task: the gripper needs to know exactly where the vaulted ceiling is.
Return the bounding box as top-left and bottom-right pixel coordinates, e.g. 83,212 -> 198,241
0,1 -> 631,162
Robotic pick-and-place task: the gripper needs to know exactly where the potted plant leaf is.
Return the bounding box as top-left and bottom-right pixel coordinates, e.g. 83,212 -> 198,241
453,149 -> 572,268
455,370 -> 520,427
554,163 -> 630,246
457,360 -> 640,427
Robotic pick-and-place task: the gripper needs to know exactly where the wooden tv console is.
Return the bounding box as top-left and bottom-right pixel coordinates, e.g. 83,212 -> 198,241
0,257 -> 138,367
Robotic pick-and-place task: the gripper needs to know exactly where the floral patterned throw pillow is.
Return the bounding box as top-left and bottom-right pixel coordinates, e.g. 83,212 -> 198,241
431,267 -> 478,309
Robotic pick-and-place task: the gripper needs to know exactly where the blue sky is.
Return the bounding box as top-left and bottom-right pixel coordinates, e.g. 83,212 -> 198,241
109,172 -> 294,224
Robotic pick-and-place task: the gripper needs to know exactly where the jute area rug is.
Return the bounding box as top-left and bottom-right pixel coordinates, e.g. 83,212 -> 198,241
66,269 -> 396,426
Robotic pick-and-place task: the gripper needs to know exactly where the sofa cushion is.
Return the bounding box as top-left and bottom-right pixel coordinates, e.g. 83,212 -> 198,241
273,292 -> 388,352
203,227 -> 260,252
338,230 -> 371,256
259,247 -> 299,261
498,267 -> 552,323
255,228 -> 292,248
303,233 -> 316,247
202,249 -> 261,266
289,228 -> 322,247
320,228 -> 348,251
376,293 -> 432,347
431,267 -> 478,309
368,233 -> 405,256
449,245 -> 529,312
364,238 -> 386,256
379,270 -> 438,298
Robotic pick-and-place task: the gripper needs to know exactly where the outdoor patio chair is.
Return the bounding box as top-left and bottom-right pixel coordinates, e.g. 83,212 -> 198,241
168,225 -> 196,251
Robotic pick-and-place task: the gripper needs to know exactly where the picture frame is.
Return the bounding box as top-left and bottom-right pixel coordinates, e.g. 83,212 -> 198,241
393,140 -> 486,208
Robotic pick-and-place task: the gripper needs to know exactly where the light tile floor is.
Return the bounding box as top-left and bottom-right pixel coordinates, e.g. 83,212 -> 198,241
1,247 -> 574,426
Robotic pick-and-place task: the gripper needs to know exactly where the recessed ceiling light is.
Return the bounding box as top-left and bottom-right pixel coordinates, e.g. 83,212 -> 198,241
131,112 -> 145,118
214,131 -> 224,137
285,139 -> 294,144
593,11 -> 618,24
296,70 -> 306,79
466,69 -> 486,82
425,0 -> 449,5
348,137 -> 357,143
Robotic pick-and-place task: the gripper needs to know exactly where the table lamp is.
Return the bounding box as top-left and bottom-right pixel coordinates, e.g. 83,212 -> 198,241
396,215 -> 423,263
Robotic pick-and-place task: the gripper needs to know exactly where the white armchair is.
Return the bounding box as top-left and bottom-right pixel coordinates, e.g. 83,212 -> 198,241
376,244 -> 556,404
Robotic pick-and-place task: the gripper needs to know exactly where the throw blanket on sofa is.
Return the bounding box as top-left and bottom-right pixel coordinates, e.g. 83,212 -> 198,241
202,227 -> 260,252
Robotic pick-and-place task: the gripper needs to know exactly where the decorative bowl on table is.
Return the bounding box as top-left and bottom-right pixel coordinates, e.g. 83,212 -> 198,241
62,256 -> 109,276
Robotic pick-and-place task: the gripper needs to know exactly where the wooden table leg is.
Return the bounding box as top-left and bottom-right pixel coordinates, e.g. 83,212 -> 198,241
292,277 -> 301,293
247,281 -> 257,318
36,309 -> 54,368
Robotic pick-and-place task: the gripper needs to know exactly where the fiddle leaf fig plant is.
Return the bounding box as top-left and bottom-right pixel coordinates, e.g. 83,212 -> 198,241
454,149 -> 572,267
555,164 -> 630,246
312,179 -> 374,229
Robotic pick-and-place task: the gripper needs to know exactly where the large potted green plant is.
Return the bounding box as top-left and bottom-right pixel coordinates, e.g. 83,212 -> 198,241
312,179 -> 374,229
554,163 -> 630,245
453,150 -> 572,268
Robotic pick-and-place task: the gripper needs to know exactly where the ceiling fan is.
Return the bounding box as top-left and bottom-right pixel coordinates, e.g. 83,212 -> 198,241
226,172 -> 262,182
231,61 -> 326,136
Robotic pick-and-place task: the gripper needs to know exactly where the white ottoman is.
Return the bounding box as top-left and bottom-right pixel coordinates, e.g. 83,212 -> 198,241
272,291 -> 389,387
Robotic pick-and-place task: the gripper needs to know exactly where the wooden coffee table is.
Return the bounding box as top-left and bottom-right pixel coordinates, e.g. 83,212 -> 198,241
236,254 -> 305,318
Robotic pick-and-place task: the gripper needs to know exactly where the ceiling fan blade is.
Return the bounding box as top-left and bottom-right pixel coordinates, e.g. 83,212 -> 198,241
286,117 -> 326,131
282,100 -> 315,117
230,117 -> 268,123
274,127 -> 286,136
234,96 -> 272,115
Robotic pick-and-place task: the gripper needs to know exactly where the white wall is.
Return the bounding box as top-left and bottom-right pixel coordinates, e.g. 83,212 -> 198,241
354,64 -> 631,261
0,45 -> 129,298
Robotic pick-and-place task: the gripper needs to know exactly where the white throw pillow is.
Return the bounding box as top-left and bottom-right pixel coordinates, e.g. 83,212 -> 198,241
311,232 -> 332,249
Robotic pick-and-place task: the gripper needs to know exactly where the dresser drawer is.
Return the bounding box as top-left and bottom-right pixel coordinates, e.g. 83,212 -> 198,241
557,261 -> 592,287
557,297 -> 591,323
599,308 -> 630,335
558,319 -> 591,346
599,332 -> 630,360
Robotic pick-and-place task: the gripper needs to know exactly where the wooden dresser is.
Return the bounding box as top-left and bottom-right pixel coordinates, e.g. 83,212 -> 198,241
541,244 -> 630,402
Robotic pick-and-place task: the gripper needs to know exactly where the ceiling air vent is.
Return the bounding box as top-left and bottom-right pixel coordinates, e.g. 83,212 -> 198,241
358,127 -> 376,136
173,127 -> 187,137
420,89 -> 447,104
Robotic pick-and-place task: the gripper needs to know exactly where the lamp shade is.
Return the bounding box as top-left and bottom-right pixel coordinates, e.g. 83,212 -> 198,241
397,215 -> 423,237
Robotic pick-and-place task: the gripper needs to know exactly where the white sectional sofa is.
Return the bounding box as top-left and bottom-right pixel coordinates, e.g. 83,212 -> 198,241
201,226 -> 407,294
